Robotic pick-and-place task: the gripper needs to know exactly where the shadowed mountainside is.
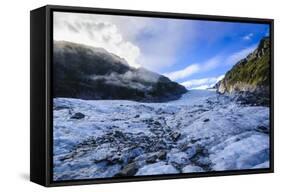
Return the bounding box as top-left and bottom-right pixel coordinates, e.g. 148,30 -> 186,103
53,41 -> 187,102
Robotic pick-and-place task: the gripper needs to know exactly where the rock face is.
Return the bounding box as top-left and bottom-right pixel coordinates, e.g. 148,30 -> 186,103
53,41 -> 187,102
216,37 -> 270,106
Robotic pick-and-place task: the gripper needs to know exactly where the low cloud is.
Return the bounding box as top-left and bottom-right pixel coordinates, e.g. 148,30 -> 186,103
164,56 -> 221,81
90,69 -> 160,91
181,75 -> 224,89
164,64 -> 200,81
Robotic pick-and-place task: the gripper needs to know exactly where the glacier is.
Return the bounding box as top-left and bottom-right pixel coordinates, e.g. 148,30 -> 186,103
53,90 -> 270,181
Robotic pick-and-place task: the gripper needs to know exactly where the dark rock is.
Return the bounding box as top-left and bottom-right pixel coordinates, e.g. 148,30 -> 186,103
190,138 -> 201,144
115,162 -> 138,176
70,112 -> 85,119
113,130 -> 125,138
157,150 -> 167,160
54,105 -> 70,110
108,154 -> 123,164
203,118 -> 210,122
134,114 -> 140,118
153,121 -> 161,126
256,125 -> 269,134
233,91 -> 270,106
146,154 -> 158,163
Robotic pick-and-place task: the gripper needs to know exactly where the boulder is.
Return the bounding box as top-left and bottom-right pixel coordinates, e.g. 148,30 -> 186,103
115,162 -> 138,176
70,112 -> 85,119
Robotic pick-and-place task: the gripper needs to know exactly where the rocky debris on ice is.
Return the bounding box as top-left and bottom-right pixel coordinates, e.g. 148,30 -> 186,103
53,90 -> 270,180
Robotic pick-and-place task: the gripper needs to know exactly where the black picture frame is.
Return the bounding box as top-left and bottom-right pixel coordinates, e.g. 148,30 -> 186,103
30,4 -> 274,187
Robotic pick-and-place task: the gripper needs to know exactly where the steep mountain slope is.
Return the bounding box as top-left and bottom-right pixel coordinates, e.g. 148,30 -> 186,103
53,41 -> 187,102
216,37 -> 270,105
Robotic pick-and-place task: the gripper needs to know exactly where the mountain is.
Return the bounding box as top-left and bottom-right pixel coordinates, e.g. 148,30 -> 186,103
53,41 -> 187,102
216,37 -> 270,106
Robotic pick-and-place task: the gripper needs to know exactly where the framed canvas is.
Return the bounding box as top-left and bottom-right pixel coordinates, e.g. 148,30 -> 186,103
30,5 -> 274,187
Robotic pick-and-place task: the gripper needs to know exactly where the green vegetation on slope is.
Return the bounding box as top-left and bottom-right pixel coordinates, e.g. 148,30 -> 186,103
216,37 -> 270,106
225,37 -> 270,87
218,37 -> 270,94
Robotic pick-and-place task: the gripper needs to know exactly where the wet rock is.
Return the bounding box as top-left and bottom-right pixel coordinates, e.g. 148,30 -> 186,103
71,112 -> 85,119
115,162 -> 138,176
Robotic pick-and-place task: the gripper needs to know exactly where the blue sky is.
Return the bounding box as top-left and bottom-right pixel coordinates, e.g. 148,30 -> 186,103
54,12 -> 269,89
133,19 -> 269,89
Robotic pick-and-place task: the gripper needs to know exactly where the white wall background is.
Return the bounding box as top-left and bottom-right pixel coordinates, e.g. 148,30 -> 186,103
0,0 -> 279,191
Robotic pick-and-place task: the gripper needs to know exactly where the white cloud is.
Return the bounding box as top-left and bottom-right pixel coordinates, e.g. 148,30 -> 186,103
163,43 -> 257,82
225,44 -> 257,66
181,75 -> 224,89
201,56 -> 222,71
164,56 -> 221,81
243,33 -> 254,40
53,12 -> 196,71
54,12 -> 141,68
163,64 -> 200,81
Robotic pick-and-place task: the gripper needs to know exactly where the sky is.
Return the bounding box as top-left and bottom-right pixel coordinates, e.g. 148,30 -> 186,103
54,12 -> 269,89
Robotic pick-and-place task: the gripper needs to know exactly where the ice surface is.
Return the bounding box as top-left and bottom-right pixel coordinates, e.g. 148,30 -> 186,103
53,90 -> 270,180
136,161 -> 179,176
182,165 -> 204,173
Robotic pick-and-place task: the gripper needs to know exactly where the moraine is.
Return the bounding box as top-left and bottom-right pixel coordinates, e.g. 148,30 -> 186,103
53,90 -> 270,180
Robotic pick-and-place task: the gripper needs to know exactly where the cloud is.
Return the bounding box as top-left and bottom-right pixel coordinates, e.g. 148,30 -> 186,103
225,44 -> 257,66
201,56 -> 222,71
53,12 -> 196,71
54,12 -> 141,68
164,56 -> 221,81
163,42 -> 258,82
181,75 -> 224,89
243,33 -> 254,40
163,64 -> 200,81
136,20 -> 196,72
